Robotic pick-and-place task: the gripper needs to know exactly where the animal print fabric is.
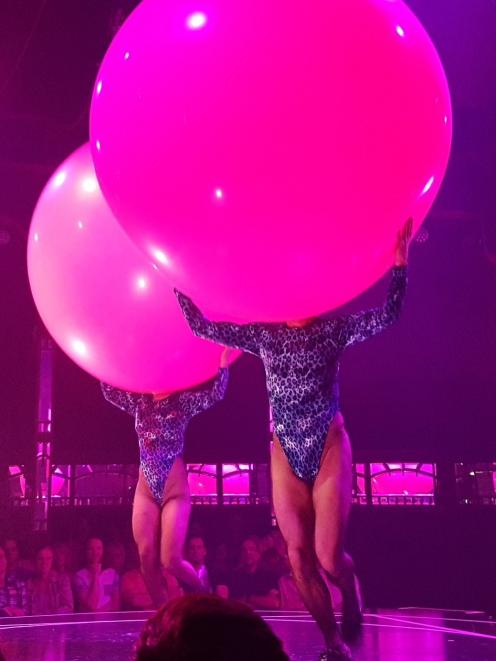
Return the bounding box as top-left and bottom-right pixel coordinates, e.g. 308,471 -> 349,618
176,266 -> 407,482
101,368 -> 229,503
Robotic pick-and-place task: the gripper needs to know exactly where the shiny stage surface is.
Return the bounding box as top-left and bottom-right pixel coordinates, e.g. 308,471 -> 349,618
1,608 -> 496,660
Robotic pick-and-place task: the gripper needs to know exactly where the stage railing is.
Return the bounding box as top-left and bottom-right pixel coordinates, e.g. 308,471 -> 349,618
8,461 -> 496,509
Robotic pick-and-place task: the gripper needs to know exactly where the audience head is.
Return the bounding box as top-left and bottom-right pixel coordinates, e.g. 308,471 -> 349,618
35,546 -> 55,578
86,537 -> 104,566
240,537 -> 261,572
185,537 -> 207,569
53,542 -> 72,573
259,548 -> 285,577
135,594 -> 289,661
106,541 -> 126,574
3,539 -> 20,570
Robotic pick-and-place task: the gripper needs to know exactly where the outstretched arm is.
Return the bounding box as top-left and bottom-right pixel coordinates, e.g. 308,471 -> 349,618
330,218 -> 412,350
100,382 -> 141,416
178,349 -> 231,416
175,290 -> 262,355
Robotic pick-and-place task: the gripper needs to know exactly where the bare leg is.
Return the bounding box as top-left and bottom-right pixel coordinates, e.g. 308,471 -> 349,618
313,412 -> 362,639
160,457 -> 202,591
271,435 -> 342,649
132,470 -> 168,607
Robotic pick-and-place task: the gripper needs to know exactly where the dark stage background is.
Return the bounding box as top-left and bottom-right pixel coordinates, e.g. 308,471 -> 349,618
1,0 -> 495,466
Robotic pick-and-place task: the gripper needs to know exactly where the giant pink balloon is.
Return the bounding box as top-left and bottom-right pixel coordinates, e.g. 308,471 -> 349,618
90,0 -> 452,322
27,144 -> 231,393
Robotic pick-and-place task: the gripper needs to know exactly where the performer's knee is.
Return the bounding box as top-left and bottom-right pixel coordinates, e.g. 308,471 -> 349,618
287,544 -> 318,581
317,548 -> 353,583
138,543 -> 158,570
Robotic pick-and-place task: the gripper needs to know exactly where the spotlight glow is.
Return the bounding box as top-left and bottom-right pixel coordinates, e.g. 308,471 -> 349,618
186,11 -> 207,30
53,171 -> 67,189
82,177 -> 98,194
72,338 -> 88,357
421,176 -> 435,196
136,275 -> 148,291
151,247 -> 171,267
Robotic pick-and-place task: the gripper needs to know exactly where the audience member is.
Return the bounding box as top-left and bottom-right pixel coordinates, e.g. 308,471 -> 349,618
2,538 -> 34,580
259,547 -> 290,581
0,546 -> 28,616
29,546 -> 74,615
106,541 -> 127,576
185,537 -> 210,592
53,542 -> 76,580
223,537 -> 280,609
73,537 -> 120,612
121,567 -> 154,611
134,594 -> 289,661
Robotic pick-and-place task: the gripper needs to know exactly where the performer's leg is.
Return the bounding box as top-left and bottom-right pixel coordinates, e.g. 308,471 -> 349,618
272,435 -> 343,649
132,469 -> 168,607
313,413 -> 362,638
160,457 -> 202,591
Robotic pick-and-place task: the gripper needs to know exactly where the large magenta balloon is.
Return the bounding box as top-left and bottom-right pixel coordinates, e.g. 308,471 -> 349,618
27,144 -> 230,393
90,0 -> 452,322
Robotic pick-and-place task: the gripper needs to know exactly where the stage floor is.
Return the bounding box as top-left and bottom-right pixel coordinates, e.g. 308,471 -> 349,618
1,608 -> 496,660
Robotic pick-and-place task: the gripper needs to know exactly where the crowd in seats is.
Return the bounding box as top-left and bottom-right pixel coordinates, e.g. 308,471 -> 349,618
0,528 -> 341,617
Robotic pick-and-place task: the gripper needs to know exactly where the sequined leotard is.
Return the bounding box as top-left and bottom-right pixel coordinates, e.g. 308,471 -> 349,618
101,369 -> 229,503
176,267 -> 407,482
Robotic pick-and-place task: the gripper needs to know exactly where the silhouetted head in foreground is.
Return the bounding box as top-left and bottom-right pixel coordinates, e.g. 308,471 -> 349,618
135,594 -> 289,661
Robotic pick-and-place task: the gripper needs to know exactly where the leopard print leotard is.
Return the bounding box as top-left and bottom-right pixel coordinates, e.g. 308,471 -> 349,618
101,368 -> 228,503
176,267 -> 407,482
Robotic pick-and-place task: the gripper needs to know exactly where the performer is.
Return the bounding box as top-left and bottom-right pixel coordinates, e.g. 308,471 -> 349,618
176,220 -> 412,660
101,349 -> 231,607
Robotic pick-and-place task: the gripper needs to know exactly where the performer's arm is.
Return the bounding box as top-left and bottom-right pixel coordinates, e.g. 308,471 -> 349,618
178,349 -> 231,415
330,218 -> 412,349
100,382 -> 141,415
175,290 -> 262,355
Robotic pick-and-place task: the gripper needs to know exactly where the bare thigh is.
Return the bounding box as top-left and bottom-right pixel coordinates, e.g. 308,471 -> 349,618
132,469 -> 161,559
313,412 -> 353,576
160,457 -> 191,564
271,435 -> 316,559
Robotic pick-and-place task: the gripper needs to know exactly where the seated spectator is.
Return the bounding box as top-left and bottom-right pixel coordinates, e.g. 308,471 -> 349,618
259,547 -> 290,581
106,541 -> 127,576
0,545 -> 27,616
28,546 -> 74,615
2,538 -> 34,580
223,537 -> 280,609
185,537 -> 210,592
53,542 -> 76,580
209,542 -> 231,592
121,567 -> 154,611
135,594 -> 289,661
264,530 -> 289,565
121,543 -> 150,610
73,538 -> 120,612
